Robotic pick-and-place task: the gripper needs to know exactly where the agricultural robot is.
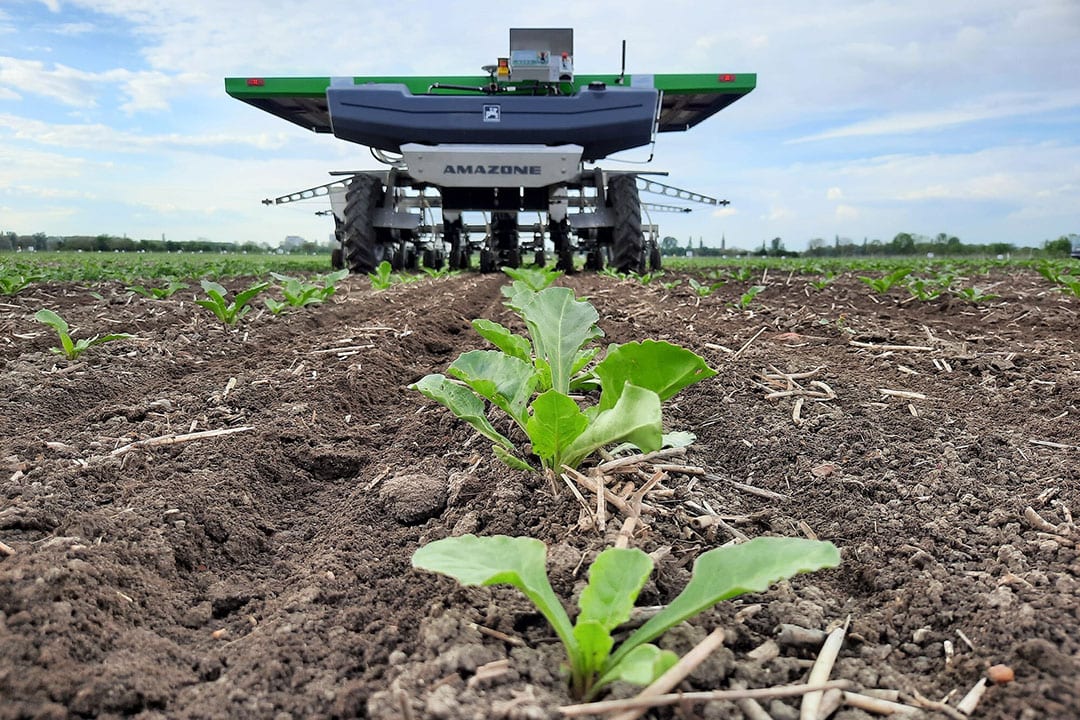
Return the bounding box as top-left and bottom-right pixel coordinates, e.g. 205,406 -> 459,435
225,29 -> 755,273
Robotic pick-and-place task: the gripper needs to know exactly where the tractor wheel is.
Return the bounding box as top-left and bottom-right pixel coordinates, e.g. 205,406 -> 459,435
331,218 -> 346,270
535,249 -> 546,267
445,219 -> 464,270
479,248 -> 496,273
648,239 -> 662,271
343,174 -> 390,274
606,174 -> 644,273
492,212 -> 520,268
551,219 -> 575,273
422,248 -> 445,270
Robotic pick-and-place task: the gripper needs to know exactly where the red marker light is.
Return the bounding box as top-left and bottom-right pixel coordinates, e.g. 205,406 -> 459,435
718,74 -> 735,83
247,78 -> 265,87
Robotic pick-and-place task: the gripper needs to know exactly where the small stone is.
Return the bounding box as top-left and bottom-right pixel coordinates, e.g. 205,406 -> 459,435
379,473 -> 447,524
987,664 -> 1014,684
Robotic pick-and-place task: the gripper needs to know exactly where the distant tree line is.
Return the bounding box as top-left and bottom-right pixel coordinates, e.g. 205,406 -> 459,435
0,232 -> 296,254
658,232 -> 1076,258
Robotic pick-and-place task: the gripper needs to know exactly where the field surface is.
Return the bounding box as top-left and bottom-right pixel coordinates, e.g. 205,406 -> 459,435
1,264 -> 1077,719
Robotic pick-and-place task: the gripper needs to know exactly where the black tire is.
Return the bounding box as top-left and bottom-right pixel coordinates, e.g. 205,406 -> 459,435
343,175 -> 389,274
648,239 -> 662,271
422,248 -> 445,270
331,218 -> 346,270
444,219 -> 464,269
550,219 -> 575,273
492,212 -> 520,268
607,174 -> 644,273
479,248 -> 496,273
535,250 -> 546,267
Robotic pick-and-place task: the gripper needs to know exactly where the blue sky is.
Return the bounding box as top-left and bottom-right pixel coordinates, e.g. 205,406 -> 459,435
1,0 -> 1077,251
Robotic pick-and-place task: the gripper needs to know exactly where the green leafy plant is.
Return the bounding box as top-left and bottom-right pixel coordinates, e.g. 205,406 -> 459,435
368,260 -> 394,290
413,534 -> 841,700
269,268 -> 348,308
858,267 -> 913,294
194,279 -> 269,325
33,309 -> 133,360
905,277 -> 942,301
688,278 -> 723,297
127,280 -> 189,299
952,286 -> 999,303
0,272 -> 41,295
734,285 -> 766,309
411,286 -> 715,472
659,279 -> 681,291
728,266 -> 754,282
630,269 -> 665,284
1055,274 -> 1080,297
500,265 -> 563,307
808,271 -> 835,291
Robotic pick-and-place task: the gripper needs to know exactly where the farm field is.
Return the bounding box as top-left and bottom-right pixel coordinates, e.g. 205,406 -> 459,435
1,257 -> 1078,719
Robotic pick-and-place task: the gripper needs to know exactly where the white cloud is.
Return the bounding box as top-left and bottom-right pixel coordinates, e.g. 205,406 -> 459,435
0,113 -> 292,151
0,57 -> 206,113
52,22 -> 97,36
826,187 -> 843,200
711,206 -> 737,218
790,90 -> 1080,143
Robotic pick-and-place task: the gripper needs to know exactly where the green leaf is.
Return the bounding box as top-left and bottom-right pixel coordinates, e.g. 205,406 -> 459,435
562,384 -> 662,469
411,534 -> 578,664
573,547 -> 653,684
234,281 -> 270,307
471,319 -> 532,363
448,350 -> 538,427
595,644 -> 678,690
33,308 -> 69,335
611,537 -> 841,667
572,621 -> 613,690
200,279 -> 228,304
594,340 -> 716,412
577,547 -> 653,633
526,390 -> 588,470
519,287 -> 603,394
411,374 -> 513,450
493,445 -> 535,471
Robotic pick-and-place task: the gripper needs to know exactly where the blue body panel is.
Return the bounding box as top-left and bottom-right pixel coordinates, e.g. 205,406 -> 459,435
326,83 -> 658,162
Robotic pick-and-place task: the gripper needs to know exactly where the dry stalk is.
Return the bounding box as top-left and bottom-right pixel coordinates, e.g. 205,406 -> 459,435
955,678 -> 988,716
842,691 -> 920,715
109,425 -> 255,457
800,617 -> 849,720
560,680 -> 851,718
609,627 -> 727,720
732,326 -> 768,361
849,340 -> 934,352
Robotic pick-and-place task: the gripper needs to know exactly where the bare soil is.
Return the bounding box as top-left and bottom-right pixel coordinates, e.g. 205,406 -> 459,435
1,268 -> 1077,720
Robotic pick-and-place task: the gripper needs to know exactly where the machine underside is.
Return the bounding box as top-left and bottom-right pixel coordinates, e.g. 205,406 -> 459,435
226,29 -> 755,273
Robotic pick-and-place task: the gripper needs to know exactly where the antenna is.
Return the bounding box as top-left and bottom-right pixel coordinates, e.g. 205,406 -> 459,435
617,39 -> 627,85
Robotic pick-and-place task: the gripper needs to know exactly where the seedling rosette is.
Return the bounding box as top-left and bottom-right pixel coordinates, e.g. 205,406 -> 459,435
411,285 -> 715,472
34,309 -> 134,361
412,534 -> 841,700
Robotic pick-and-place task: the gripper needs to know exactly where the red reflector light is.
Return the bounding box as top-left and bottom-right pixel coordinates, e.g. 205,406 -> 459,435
246,78 -> 265,86
718,74 -> 735,83
498,57 -> 509,67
